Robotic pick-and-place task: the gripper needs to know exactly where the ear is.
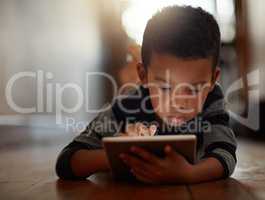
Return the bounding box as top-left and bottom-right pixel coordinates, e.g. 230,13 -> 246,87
210,67 -> 221,91
137,62 -> 148,84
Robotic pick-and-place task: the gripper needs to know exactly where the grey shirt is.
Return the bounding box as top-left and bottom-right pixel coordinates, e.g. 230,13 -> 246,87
56,83 -> 237,180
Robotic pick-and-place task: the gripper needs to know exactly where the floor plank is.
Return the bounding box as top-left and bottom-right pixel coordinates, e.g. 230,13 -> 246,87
187,178 -> 257,200
0,126 -> 264,200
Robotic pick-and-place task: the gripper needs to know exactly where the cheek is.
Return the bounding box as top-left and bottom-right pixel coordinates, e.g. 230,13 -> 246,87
193,91 -> 209,112
179,93 -> 208,115
188,97 -> 202,113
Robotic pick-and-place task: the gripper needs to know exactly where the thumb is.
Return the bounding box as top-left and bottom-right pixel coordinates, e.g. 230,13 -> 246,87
164,145 -> 177,160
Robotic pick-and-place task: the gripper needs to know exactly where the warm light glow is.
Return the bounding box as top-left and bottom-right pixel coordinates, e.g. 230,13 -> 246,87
122,0 -> 235,44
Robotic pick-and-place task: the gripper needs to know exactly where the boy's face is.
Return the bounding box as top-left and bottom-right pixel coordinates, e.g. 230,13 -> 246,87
137,52 -> 220,127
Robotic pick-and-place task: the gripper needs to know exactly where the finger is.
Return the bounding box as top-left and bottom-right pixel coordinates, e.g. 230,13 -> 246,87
137,123 -> 150,136
126,123 -> 149,136
130,167 -> 154,179
131,169 -> 157,184
125,124 -> 137,136
149,124 -> 157,136
131,164 -> 159,179
125,152 -> 160,177
130,146 -> 159,164
120,154 -> 151,170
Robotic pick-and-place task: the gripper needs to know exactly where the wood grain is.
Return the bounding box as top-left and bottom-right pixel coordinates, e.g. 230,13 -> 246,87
0,126 -> 264,200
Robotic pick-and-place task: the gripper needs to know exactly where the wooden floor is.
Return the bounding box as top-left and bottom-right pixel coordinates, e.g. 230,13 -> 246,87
0,125 -> 265,200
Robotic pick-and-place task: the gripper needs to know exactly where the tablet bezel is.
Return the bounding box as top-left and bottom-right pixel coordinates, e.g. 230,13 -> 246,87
103,135 -> 197,180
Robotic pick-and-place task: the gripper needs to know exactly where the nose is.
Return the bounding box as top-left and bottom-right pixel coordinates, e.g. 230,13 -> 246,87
169,88 -> 190,112
170,98 -> 187,112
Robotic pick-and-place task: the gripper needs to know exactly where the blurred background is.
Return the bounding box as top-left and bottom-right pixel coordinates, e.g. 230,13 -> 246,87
0,0 -> 264,137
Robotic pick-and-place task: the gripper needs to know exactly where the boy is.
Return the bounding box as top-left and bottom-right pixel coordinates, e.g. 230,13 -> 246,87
56,6 -> 237,184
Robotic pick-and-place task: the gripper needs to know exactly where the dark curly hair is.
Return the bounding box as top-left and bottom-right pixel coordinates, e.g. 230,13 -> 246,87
141,5 -> 220,71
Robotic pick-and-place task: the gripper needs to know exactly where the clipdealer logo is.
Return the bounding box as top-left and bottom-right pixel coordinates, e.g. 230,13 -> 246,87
225,69 -> 260,131
4,69 -> 260,131
5,70 -> 117,124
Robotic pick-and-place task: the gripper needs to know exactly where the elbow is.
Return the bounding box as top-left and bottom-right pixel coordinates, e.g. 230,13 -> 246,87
204,151 -> 237,178
55,148 -> 86,180
203,142 -> 237,178
55,154 -> 74,180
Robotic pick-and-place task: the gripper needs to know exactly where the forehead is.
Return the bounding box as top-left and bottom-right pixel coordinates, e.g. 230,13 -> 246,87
149,52 -> 213,84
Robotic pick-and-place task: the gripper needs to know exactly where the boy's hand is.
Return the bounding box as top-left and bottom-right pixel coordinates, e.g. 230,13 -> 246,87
120,145 -> 193,184
119,122 -> 157,137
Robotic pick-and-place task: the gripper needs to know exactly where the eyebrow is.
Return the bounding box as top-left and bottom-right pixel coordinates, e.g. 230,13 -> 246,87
190,81 -> 208,86
154,76 -> 169,83
154,76 -> 208,86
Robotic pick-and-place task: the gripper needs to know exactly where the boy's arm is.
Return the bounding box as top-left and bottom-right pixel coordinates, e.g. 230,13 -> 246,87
120,131 -> 234,185
55,141 -> 110,179
70,149 -> 110,177
184,125 -> 237,184
69,123 -> 157,177
194,98 -> 237,180
188,157 -> 224,183
56,104 -> 120,180
197,84 -> 237,179
198,116 -> 237,179
189,95 -> 237,182
55,102 -> 155,179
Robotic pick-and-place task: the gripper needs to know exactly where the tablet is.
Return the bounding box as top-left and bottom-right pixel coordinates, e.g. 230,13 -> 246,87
102,135 -> 197,180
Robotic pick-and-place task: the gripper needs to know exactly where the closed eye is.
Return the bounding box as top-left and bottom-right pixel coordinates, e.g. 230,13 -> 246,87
160,86 -> 171,91
184,87 -> 200,95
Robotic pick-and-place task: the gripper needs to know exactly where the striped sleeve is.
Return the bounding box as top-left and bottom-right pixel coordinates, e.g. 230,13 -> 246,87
200,124 -> 237,177
198,98 -> 237,177
55,103 -> 121,179
73,103 -> 122,146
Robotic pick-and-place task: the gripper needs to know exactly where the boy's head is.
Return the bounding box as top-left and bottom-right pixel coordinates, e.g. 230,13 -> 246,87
137,5 -> 221,126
